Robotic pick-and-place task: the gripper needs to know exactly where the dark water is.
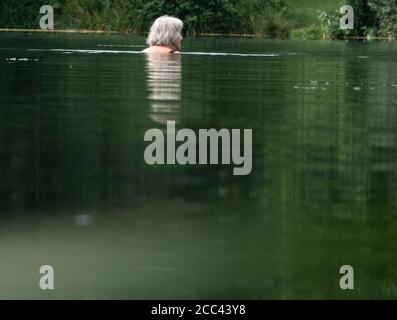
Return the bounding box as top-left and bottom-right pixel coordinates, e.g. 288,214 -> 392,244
0,32 -> 397,299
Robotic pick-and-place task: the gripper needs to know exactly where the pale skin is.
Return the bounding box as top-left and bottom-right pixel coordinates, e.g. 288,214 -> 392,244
142,34 -> 183,54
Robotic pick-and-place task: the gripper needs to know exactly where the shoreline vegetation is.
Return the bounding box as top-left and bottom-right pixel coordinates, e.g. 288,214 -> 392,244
0,28 -> 394,41
0,0 -> 396,40
0,28 -> 117,33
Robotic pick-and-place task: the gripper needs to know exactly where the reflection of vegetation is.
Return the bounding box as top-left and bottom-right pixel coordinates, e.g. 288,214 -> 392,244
1,33 -> 397,298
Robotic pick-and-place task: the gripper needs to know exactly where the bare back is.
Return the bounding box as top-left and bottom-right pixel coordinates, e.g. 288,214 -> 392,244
142,46 -> 179,54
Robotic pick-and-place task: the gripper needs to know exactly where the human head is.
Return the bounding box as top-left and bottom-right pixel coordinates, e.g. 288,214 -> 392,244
146,16 -> 184,50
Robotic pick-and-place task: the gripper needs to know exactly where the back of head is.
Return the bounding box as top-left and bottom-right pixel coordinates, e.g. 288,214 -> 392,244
146,16 -> 183,47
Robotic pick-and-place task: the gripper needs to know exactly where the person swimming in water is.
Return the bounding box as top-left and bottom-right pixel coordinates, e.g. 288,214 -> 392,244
142,16 -> 183,54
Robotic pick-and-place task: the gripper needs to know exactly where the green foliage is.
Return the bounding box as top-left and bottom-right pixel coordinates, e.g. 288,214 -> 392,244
138,0 -> 290,37
368,0 -> 397,37
56,0 -> 142,32
0,0 -> 43,29
262,17 -> 290,39
317,10 -> 340,39
346,0 -> 379,36
0,0 -> 396,39
0,0 -> 143,32
236,0 -> 289,37
0,0 -> 291,37
316,0 -> 396,39
138,0 -> 239,35
318,0 -> 377,39
290,24 -> 322,40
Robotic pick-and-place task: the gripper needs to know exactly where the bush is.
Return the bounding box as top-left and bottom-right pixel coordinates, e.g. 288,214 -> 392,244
317,1 -> 377,39
291,25 -> 322,40
53,0 -> 143,32
1,0 -> 395,39
368,0 -> 397,37
236,0 -> 289,36
317,10 -> 344,39
316,0 -> 397,39
138,0 -> 239,35
0,0 -> 143,32
0,0 -> 42,29
346,0 -> 379,36
262,17 -> 290,39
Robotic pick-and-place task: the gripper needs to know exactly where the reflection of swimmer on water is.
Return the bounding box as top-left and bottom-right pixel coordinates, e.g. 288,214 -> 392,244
142,16 -> 183,124
145,49 -> 181,125
142,16 -> 183,54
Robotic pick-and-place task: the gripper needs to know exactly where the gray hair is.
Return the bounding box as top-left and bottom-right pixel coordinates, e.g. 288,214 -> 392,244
146,16 -> 183,47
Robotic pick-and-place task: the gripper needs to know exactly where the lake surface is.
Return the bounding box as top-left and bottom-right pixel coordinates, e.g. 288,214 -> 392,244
0,32 -> 397,299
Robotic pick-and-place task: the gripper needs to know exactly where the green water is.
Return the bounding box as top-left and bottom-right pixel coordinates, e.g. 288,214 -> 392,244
0,33 -> 397,299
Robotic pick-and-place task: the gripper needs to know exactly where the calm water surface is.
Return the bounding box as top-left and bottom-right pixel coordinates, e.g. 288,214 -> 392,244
0,33 -> 397,299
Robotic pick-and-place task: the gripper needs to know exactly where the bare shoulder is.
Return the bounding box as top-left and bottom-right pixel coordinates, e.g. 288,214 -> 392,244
142,46 -> 173,53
